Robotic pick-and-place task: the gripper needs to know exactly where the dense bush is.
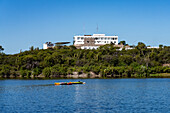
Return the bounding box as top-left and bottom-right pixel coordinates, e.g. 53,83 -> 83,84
0,43 -> 170,78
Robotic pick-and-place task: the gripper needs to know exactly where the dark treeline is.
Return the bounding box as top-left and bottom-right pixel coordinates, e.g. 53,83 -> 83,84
0,42 -> 170,78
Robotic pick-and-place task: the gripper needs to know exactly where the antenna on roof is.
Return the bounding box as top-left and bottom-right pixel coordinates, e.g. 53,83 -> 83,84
96,23 -> 98,33
83,23 -> 85,35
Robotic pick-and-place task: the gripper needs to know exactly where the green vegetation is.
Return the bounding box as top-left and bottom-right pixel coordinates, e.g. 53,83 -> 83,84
0,43 -> 170,78
0,45 -> 4,53
150,73 -> 170,78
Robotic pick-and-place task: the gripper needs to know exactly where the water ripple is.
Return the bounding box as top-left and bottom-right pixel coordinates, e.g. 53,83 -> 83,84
0,79 -> 170,113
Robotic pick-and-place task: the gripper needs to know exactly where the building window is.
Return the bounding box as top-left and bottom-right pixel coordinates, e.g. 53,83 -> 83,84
81,37 -> 84,40
87,41 -> 89,43
105,38 -> 107,40
115,38 -> 117,40
111,38 -> 114,40
101,38 -> 103,40
77,37 -> 80,40
114,41 -> 116,43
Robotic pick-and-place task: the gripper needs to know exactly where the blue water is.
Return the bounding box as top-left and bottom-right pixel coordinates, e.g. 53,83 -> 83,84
0,79 -> 170,113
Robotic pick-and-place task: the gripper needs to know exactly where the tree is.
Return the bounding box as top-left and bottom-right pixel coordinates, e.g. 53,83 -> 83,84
32,67 -> 41,77
52,53 -> 62,64
69,45 -> 77,50
0,45 -> 4,52
37,51 -> 50,60
42,67 -> 51,77
22,55 -> 38,70
30,46 -> 34,51
119,55 -> 133,65
136,42 -> 146,50
20,69 -> 27,78
44,56 -> 55,67
0,65 -> 11,77
135,42 -> 147,57
119,41 -> 126,45
159,44 -> 163,49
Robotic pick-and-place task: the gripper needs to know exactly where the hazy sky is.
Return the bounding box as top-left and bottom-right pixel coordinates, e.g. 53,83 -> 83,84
0,0 -> 170,54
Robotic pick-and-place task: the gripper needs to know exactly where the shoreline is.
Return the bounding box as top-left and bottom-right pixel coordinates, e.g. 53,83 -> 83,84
1,73 -> 170,80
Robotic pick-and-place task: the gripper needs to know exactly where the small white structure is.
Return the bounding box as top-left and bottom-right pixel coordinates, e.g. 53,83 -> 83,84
43,42 -> 54,49
147,46 -> 159,49
73,34 -> 118,49
43,42 -> 70,49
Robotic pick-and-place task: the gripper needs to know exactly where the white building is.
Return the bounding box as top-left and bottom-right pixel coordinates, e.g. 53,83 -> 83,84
43,42 -> 54,49
73,34 -> 118,49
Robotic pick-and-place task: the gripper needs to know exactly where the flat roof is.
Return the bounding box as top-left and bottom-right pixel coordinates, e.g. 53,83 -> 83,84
74,34 -> 117,37
55,42 -> 70,44
93,34 -> 105,36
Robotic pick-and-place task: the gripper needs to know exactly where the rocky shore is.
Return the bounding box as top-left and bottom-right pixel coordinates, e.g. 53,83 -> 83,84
1,72 -> 170,79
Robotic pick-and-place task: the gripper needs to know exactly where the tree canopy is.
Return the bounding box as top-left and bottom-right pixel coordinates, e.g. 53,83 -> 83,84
0,43 -> 169,78
0,45 -> 4,52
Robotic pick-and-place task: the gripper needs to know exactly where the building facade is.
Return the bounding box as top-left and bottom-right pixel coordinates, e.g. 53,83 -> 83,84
73,34 -> 118,49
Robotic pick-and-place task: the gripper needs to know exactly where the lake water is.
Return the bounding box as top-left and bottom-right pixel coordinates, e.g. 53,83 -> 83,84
0,79 -> 170,113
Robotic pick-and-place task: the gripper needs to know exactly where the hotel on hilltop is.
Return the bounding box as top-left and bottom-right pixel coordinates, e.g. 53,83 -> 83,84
43,34 -> 118,49
73,34 -> 118,49
43,33 -> 160,50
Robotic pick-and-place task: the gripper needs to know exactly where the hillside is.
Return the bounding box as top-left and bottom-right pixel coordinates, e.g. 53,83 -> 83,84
0,42 -> 170,78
